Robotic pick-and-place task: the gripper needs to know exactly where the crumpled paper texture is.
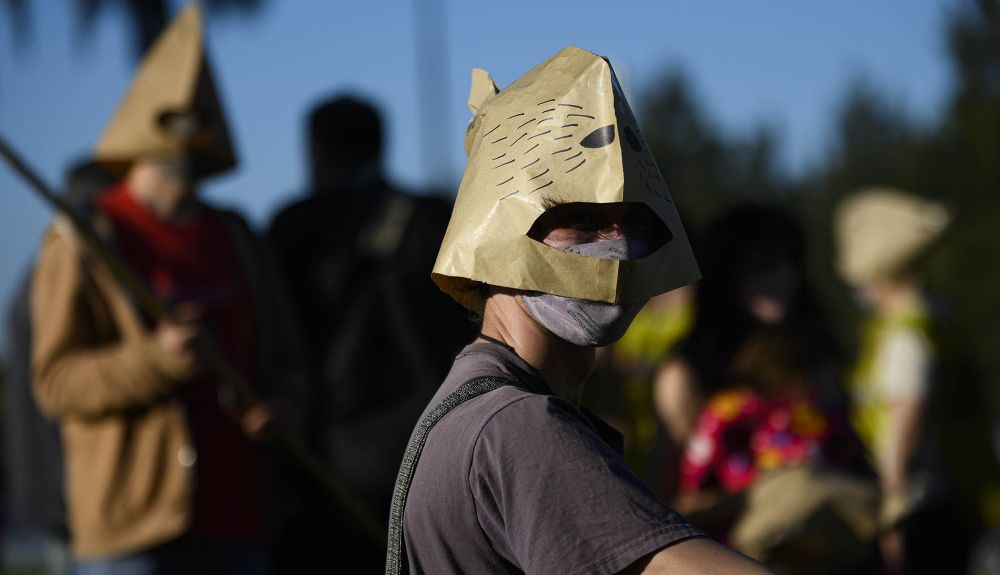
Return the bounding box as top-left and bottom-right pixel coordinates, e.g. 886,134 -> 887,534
433,46 -> 700,311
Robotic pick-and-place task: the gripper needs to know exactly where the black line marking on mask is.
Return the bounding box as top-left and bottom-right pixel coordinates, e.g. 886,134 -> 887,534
517,118 -> 537,129
537,117 -> 553,125
580,125 -> 616,148
527,181 -> 553,194
499,189 -> 521,201
536,98 -> 556,105
494,159 -> 515,168
497,176 -> 514,186
561,123 -> 579,128
523,143 -> 540,156
566,159 -> 586,173
483,124 -> 501,137
528,168 -> 550,181
507,112 -> 525,119
528,130 -> 551,140
564,151 -> 582,161
509,133 -> 527,147
522,158 -> 540,169
542,108 -> 556,113
558,103 -> 583,109
567,114 -> 595,119
491,153 -> 506,160
491,136 -> 507,144
552,147 -> 572,155
553,134 -> 573,140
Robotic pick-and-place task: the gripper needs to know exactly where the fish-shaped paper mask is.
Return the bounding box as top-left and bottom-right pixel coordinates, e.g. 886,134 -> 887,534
433,46 -> 700,311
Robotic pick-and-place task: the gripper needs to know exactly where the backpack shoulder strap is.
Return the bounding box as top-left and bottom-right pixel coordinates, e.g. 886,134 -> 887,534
385,375 -> 516,575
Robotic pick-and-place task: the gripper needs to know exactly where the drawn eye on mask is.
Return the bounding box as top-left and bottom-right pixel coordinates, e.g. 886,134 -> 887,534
580,125 -> 616,148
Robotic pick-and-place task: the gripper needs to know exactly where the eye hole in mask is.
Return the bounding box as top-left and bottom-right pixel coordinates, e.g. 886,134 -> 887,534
526,201 -> 672,260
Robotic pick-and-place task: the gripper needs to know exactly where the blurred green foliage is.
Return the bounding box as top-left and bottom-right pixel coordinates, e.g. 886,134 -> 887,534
639,0 -> 1000,525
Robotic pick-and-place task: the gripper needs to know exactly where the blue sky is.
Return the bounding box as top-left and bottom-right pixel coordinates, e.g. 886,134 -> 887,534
0,0 -> 954,352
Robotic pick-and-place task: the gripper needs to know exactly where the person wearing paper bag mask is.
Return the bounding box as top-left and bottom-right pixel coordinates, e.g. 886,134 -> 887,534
835,188 -> 950,574
30,5 -> 302,572
386,46 -> 771,575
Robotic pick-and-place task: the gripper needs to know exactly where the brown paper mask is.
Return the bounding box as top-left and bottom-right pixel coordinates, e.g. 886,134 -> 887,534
433,46 -> 700,311
93,3 -> 236,178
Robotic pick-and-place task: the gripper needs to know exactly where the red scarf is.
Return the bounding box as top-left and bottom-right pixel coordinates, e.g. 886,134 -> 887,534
97,183 -> 264,540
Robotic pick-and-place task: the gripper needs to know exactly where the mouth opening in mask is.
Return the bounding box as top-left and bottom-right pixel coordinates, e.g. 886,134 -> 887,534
526,201 -> 672,260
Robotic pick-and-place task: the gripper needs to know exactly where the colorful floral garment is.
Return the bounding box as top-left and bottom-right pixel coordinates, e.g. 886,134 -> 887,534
680,389 -> 861,493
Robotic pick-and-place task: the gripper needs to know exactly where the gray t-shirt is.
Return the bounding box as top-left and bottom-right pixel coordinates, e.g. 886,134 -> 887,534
402,342 -> 702,574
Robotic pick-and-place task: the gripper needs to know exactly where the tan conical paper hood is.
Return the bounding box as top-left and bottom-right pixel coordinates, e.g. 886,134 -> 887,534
93,3 -> 236,177
433,46 -> 700,311
835,187 -> 950,286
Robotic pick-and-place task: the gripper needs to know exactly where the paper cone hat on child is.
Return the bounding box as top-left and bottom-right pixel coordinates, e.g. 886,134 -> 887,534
93,3 -> 236,178
433,46 -> 700,311
836,187 -> 950,286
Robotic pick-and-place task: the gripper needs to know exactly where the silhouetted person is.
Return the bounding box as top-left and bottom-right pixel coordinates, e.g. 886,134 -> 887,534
268,95 -> 472,571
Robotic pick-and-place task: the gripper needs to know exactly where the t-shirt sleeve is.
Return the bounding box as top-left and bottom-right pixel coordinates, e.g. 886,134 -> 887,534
877,330 -> 931,402
470,395 -> 702,575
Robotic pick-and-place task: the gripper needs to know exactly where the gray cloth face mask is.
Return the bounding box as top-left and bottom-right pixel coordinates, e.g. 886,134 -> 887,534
519,238 -> 649,347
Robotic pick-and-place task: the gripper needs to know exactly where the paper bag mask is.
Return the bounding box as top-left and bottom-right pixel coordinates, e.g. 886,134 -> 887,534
93,3 -> 236,178
836,187 -> 950,286
433,46 -> 700,311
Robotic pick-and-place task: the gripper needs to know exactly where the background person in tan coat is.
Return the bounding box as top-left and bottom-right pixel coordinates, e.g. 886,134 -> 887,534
30,5 -> 297,573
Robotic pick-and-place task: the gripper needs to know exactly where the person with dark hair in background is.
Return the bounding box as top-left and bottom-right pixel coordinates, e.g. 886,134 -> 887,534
267,95 -> 472,570
676,327 -> 877,574
30,6 -> 301,573
4,160 -> 114,575
654,204 -> 843,497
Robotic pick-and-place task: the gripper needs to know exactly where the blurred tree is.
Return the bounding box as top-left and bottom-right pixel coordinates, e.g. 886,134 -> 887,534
640,70 -> 729,231
4,0 -> 29,45
639,69 -> 787,233
823,77 -> 926,194
639,5 -> 1000,552
941,0 -> 1000,206
795,78 -> 932,348
4,0 -> 265,59
794,0 -> 1000,557
922,0 -> 1000,535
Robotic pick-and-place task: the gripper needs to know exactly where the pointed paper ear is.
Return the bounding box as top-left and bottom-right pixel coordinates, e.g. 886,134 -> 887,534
467,68 -> 499,114
463,68 -> 500,156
